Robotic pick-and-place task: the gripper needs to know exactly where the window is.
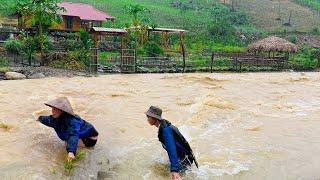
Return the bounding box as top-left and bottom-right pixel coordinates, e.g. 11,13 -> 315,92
92,21 -> 101,27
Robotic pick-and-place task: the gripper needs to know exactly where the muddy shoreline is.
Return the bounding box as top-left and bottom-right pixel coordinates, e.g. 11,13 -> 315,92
0,66 -> 319,81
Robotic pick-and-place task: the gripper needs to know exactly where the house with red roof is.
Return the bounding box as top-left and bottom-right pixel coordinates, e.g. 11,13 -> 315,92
18,2 -> 115,32
55,2 -> 115,32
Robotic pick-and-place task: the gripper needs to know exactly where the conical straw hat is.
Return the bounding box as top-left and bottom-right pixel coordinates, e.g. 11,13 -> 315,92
45,97 -> 75,116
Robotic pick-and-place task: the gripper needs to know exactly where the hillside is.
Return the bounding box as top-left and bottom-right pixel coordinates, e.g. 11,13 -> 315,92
68,0 -> 214,32
221,0 -> 320,32
1,0 -> 320,49
2,0 -> 320,33
65,0 -> 320,33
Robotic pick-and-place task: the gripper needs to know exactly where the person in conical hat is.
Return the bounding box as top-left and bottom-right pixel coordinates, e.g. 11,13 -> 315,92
37,97 -> 99,162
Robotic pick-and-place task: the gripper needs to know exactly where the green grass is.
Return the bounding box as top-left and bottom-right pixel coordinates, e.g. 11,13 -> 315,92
294,0 -> 320,11
70,0 -> 213,29
287,44 -> 319,70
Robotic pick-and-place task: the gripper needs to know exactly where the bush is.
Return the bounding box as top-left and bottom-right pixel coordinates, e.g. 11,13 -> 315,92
66,59 -> 86,71
4,38 -> 22,55
0,67 -> 9,72
48,59 -> 68,69
0,57 -> 10,67
288,34 -> 298,44
74,50 -> 91,67
290,45 -> 319,69
143,41 -> 164,57
312,26 -> 320,35
78,29 -> 93,49
136,47 -> 146,57
49,58 -> 86,71
213,57 -> 233,67
236,26 -> 266,45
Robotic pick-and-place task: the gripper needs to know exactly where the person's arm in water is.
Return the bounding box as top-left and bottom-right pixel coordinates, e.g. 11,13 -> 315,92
162,126 -> 182,179
66,118 -> 81,161
38,116 -> 56,128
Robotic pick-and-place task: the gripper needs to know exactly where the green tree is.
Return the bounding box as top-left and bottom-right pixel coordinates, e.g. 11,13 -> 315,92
21,34 -> 37,66
76,29 -> 93,67
209,3 -> 248,44
125,4 -> 146,27
125,4 -> 149,48
78,28 -> 93,50
15,0 -> 63,65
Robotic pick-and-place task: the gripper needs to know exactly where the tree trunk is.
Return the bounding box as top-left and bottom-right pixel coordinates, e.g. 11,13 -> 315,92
39,22 -> 44,66
28,53 -> 32,66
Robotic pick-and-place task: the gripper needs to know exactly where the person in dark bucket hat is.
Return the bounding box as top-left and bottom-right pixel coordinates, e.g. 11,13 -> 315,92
145,106 -> 198,180
145,106 -> 163,120
37,97 -> 99,162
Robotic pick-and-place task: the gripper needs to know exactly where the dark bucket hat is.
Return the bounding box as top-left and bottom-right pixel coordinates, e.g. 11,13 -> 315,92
145,106 -> 162,120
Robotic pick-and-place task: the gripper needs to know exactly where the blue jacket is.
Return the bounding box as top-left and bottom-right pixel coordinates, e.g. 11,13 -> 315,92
39,113 -> 98,153
158,120 -> 191,172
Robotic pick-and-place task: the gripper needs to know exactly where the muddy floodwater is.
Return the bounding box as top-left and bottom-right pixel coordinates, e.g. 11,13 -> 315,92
0,73 -> 320,180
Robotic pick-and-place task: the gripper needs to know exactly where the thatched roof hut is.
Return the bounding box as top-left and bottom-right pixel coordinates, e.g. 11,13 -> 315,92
247,36 -> 298,53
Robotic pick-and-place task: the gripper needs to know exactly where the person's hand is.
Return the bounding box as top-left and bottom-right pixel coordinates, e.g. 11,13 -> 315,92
67,152 -> 75,162
171,172 -> 182,180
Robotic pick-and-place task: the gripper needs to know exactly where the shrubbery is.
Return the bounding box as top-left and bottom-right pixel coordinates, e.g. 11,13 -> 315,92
290,45 -> 319,69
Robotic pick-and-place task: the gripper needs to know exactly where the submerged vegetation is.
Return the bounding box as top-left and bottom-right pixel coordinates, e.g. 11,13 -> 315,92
0,120 -> 12,131
63,151 -> 86,173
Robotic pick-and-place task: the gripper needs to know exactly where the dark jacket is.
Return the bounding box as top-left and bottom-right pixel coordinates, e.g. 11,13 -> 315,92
39,113 -> 98,153
158,119 -> 194,172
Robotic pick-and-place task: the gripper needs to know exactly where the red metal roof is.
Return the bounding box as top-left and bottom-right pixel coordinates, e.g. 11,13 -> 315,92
58,2 -> 115,21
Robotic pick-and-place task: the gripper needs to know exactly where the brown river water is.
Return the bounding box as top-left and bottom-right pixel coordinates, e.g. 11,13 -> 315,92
0,73 -> 320,180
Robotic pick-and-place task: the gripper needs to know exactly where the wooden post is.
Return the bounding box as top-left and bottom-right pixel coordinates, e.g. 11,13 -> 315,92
179,32 -> 186,73
211,52 -> 214,73
91,48 -> 98,73
141,29 -> 144,46
134,49 -> 137,73
164,32 -> 169,49
161,32 -> 165,47
121,34 -> 124,49
182,45 -> 186,73
120,49 -> 123,72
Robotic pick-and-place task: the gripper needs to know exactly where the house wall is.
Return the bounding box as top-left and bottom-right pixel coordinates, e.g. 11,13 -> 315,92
2,14 -> 105,32
52,16 -> 81,31
52,16 -> 103,31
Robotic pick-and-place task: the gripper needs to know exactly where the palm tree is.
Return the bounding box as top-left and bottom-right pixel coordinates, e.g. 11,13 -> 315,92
125,4 -> 149,47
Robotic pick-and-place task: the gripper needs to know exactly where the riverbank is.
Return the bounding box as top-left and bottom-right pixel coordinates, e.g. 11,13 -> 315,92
1,65 -> 320,81
0,66 -> 91,80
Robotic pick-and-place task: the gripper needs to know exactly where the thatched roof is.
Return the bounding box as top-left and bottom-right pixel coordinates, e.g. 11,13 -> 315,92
247,36 -> 298,53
